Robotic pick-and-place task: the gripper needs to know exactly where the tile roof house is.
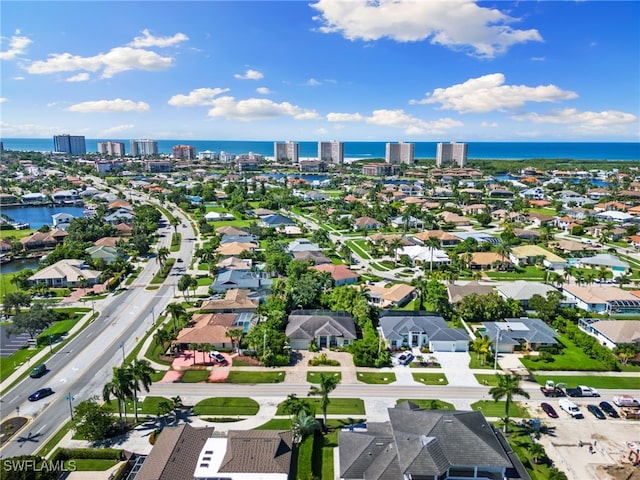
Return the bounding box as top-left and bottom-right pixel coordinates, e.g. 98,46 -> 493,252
578,318 -> 640,349
193,430 -> 293,480
366,283 -> 416,308
85,245 -> 122,264
200,289 -> 260,313
378,312 -> 469,352
412,230 -> 462,247
339,402 -> 530,480
354,216 -> 384,230
216,256 -> 252,271
113,223 -> 133,236
482,318 -> 559,353
286,310 -> 357,350
496,281 -> 568,309
469,252 -> 513,270
94,237 -> 120,247
509,245 -> 567,270
175,312 -> 255,350
311,263 -> 360,286
20,229 -> 68,251
216,225 -> 249,236
136,424 -> 215,480
398,245 -> 451,267
215,241 -> 258,257
28,259 -> 101,288
574,253 -> 631,276
562,285 -> 640,314
292,250 -> 332,265
437,211 -> 470,226
446,282 -> 494,304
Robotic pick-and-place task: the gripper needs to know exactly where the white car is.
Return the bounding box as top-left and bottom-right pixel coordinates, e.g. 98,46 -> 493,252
209,351 -> 226,364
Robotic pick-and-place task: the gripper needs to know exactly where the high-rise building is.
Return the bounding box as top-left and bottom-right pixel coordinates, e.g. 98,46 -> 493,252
318,140 -> 344,164
130,139 -> 158,157
274,141 -> 299,163
97,141 -> 126,156
53,135 -> 86,155
173,144 -> 196,160
436,142 -> 467,167
385,142 -> 414,165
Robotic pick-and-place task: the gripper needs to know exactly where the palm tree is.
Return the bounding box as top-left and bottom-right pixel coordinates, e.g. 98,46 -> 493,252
495,241 -> 512,267
103,366 -> 134,430
156,247 -> 170,269
471,336 -> 492,366
200,342 -> 213,365
291,410 -> 321,445
411,275 -> 428,310
308,373 -> 338,427
489,373 -> 530,433
189,342 -> 198,365
166,303 -> 187,333
154,329 -> 170,355
128,359 -> 155,423
178,274 -> 193,302
226,328 -> 244,352
282,393 -> 311,418
425,237 -> 441,272
388,237 -> 404,263
529,442 -> 546,464
616,274 -> 631,289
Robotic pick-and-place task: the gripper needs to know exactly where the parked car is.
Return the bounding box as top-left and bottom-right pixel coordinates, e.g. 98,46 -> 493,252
599,401 -> 619,418
28,387 -> 54,402
587,404 -> 606,420
397,352 -> 414,365
209,351 -> 226,364
559,398 -> 584,419
29,363 -> 47,378
541,402 -> 559,418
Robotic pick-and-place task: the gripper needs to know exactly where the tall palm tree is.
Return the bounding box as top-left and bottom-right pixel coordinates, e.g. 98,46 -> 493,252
166,303 -> 187,333
156,247 -> 170,269
495,241 -> 512,267
128,359 -> 155,423
388,237 -> 404,263
226,328 -> 244,353
308,373 -> 338,427
291,410 -> 321,445
425,237 -> 441,272
489,373 -> 530,433
154,329 -> 170,355
189,342 -> 198,365
529,442 -> 546,464
103,366 -> 133,430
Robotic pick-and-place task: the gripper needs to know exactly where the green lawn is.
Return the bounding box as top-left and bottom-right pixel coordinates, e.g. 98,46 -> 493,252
345,240 -> 371,260
103,396 -> 171,414
485,266 -> 546,280
475,374 -> 502,386
181,370 -> 210,383
193,397 -> 259,416
254,419 -> 293,430
40,318 -> 78,338
508,427 -> 563,480
0,346 -> 43,383
307,371 -> 341,383
0,228 -> 37,240
520,334 -> 612,371
275,398 -> 365,416
66,459 -> 120,471
470,400 -> 530,418
468,355 -> 494,369
396,399 -> 455,410
412,373 -> 448,385
226,371 -> 285,383
356,371 -> 396,384
532,375 -> 640,390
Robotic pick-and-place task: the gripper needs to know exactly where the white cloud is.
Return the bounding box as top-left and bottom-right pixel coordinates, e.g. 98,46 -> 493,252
100,124 -> 135,135
413,73 -> 578,113
311,0 -> 542,58
66,98 -> 150,113
26,46 -> 174,78
129,29 -> 188,48
0,97 -> 7,103
328,109 -> 461,135
0,33 -> 32,60
513,108 -> 638,131
256,87 -> 271,95
168,87 -> 230,107
316,128 -> 329,134
66,72 -> 90,82
306,78 -> 321,86
234,69 -> 264,80
480,121 -> 498,128
12,76 -> 25,80
207,96 -> 319,121
327,112 -> 365,122
0,121 -> 59,137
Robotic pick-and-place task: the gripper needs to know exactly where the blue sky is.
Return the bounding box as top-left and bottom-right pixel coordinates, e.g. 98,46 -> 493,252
1,0 -> 639,141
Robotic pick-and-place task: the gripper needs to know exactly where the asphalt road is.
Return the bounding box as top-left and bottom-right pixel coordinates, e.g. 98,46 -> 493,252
0,199 -> 196,458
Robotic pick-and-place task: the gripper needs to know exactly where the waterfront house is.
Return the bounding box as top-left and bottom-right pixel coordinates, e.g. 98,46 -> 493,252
28,259 -> 101,288
22,192 -> 48,204
52,212 -> 74,229
378,311 -> 469,352
339,402 -> 530,480
20,229 -> 68,251
578,318 -> 640,349
562,285 -> 640,314
286,310 -> 356,350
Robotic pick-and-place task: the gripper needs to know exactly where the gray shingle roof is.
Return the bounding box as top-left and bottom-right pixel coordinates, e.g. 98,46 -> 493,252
286,310 -> 356,340
379,313 -> 468,343
482,318 -> 558,346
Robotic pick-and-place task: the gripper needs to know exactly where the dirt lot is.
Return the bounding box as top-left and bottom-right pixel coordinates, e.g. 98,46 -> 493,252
528,402 -> 640,480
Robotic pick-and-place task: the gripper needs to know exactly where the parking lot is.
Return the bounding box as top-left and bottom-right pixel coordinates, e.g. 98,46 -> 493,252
530,401 -> 640,480
0,324 -> 32,357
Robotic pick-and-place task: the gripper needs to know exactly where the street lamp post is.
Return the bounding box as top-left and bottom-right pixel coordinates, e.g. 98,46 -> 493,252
48,335 -> 53,353
119,341 -> 125,364
65,393 -> 74,420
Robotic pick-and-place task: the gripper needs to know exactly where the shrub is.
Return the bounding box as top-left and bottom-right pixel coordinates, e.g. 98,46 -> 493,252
51,448 -> 122,461
308,353 -> 340,366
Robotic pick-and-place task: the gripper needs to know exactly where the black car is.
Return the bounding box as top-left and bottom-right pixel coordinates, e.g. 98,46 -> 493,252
587,404 -> 606,419
29,363 -> 47,378
397,352 -> 414,365
599,401 -> 619,418
28,387 -> 54,402
541,402 -> 559,418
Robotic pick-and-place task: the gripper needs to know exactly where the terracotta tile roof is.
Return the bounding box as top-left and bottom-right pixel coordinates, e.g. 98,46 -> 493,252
218,430 -> 293,475
312,264 -> 359,282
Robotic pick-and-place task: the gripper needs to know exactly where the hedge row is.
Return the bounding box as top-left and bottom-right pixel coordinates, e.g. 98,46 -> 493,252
51,448 -> 122,461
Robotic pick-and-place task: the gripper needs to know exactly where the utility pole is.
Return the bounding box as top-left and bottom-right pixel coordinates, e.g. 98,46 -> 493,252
119,341 -> 126,364
494,329 -> 501,371
65,393 -> 74,420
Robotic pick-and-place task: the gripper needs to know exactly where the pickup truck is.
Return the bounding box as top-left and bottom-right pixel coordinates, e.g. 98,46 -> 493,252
566,385 -> 600,397
540,380 -> 565,397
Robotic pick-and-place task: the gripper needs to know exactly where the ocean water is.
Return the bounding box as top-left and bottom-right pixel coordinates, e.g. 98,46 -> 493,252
1,138 -> 639,161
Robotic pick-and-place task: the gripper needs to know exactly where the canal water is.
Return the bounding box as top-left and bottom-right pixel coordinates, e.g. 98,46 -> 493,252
0,257 -> 42,274
1,205 -> 85,230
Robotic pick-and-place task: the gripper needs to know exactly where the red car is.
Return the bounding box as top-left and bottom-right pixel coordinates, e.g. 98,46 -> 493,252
541,402 -> 558,418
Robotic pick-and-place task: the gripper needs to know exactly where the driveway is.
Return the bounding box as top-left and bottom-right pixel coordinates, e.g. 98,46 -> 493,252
430,351 -> 479,387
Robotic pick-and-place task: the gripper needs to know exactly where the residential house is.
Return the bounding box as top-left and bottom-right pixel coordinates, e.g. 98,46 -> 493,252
390,215 -> 423,229
217,226 -> 250,236
204,211 -> 235,221
461,203 -> 487,216
368,233 -> 414,248
311,263 -> 359,286
200,289 -> 260,313
469,252 -> 512,270
216,241 -> 258,257
496,281 -> 567,310
353,216 -> 383,230
286,310 -> 357,350
578,318 -> 640,349
552,239 -> 597,255
339,402 -> 529,480
574,253 -> 631,277
292,250 -> 332,265
85,245 -> 122,264
211,271 -> 272,293
286,238 -> 322,253
51,189 -> 80,204
412,230 -> 462,247
488,187 -> 515,199
447,282 -> 494,304
94,237 -> 120,248
437,211 -> 470,226
20,229 -> 68,251
520,187 -> 545,199
509,245 -> 567,270
28,259 -> 101,288
378,311 -> 469,352
398,245 -> 451,267
113,223 -> 133,236
512,228 -> 541,241
366,283 -> 416,308
216,257 -> 252,271
562,285 -> 640,314
594,210 -> 636,224
482,318 -> 559,353
104,209 -> 135,225
0,193 -> 18,205
259,214 -> 296,229
526,212 -> 555,228
250,208 -> 276,218
52,212 -> 74,229
135,424 -> 216,480
175,312 -> 255,350
22,192 -> 48,204
299,160 -> 326,172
